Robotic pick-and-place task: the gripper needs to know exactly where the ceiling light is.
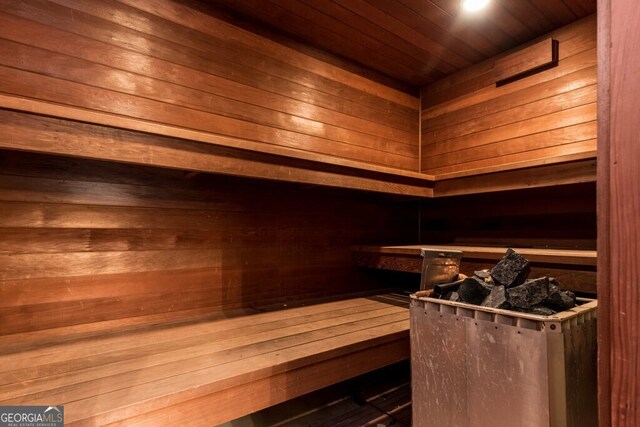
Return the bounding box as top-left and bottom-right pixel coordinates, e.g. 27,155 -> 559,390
462,0 -> 491,12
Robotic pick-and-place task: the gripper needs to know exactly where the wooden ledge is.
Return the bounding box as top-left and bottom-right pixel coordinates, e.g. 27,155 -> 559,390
0,97 -> 597,198
352,245 -> 596,266
0,96 -> 434,181
0,105 -> 433,198
352,245 -> 597,293
433,151 -> 597,182
431,154 -> 597,197
0,293 -> 409,426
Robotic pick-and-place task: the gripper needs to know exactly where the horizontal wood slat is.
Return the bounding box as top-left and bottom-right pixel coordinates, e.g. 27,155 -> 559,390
0,149 -> 416,334
0,108 -> 434,197
208,0 -> 595,86
0,294 -> 410,426
420,15 -> 597,176
352,245 -> 596,266
433,156 -> 596,196
351,245 -> 596,293
0,0 -> 420,172
494,37 -> 559,85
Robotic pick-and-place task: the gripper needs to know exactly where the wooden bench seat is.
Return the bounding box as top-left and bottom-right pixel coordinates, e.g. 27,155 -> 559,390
352,245 -> 597,293
0,294 -> 409,426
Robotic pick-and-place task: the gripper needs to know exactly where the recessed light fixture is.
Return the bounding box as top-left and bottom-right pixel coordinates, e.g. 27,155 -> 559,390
462,0 -> 491,12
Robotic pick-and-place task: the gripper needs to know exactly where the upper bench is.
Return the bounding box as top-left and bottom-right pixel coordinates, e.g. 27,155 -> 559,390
352,245 -> 597,294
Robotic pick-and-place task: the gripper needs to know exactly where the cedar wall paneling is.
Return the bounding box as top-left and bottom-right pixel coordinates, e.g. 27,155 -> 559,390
0,150 -> 416,335
0,0 -> 419,171
421,183 -> 597,251
420,183 -> 597,293
421,15 -> 597,175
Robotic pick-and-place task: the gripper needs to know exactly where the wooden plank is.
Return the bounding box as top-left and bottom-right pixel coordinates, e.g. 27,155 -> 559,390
0,147 -> 416,334
0,39 -> 416,158
433,151 -> 596,181
0,296 -> 381,357
0,0 -> 423,172
0,66 -> 415,170
426,140 -> 597,175
433,157 -> 596,196
0,306 -> 406,389
0,295 -> 409,425
351,246 -> 597,294
0,109 -> 434,196
423,122 -> 596,171
246,0 -> 443,76
423,65 -> 597,133
422,15 -> 596,109
1,315 -> 409,424
104,0 -> 418,110
333,0 -> 472,69
6,0 -> 417,110
0,245 -> 354,280
423,103 -> 596,157
494,37 -> 559,85
351,245 -> 597,266
597,0 -> 612,424
598,1 -> 640,425
424,82 -> 596,143
353,252 -> 596,294
67,321 -> 408,425
0,9 -> 417,140
394,0 -> 501,58
419,17 -> 597,178
106,338 -> 408,427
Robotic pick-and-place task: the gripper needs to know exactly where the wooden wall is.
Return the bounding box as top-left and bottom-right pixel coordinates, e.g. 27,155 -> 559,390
0,149 -> 417,336
597,0 -> 640,424
0,0 -> 419,171
421,14 -> 597,175
420,183 -> 597,250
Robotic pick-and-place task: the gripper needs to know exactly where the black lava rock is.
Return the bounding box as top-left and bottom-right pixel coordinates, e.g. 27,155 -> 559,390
513,305 -> 557,316
544,290 -> 576,311
474,269 -> 495,285
433,279 -> 463,297
443,291 -> 461,302
506,277 -> 551,308
480,285 -> 510,309
457,277 -> 492,305
490,248 -> 530,288
548,277 -> 560,295
529,306 -> 557,316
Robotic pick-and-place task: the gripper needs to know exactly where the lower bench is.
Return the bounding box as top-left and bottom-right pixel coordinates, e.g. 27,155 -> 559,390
0,294 -> 409,426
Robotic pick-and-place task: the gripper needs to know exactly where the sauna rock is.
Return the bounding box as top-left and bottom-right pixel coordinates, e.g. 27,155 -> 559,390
490,248 -> 530,287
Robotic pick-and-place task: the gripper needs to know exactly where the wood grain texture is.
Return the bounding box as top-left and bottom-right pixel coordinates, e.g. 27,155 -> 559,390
0,149 -> 417,335
0,109 -> 434,197
433,157 -> 596,196
353,182 -> 598,294
207,0 -> 595,86
353,245 -> 596,266
494,37 -> 558,84
352,254 -> 596,293
421,15 -> 597,175
598,0 -> 640,425
0,295 -> 410,426
0,0 -> 419,171
423,183 -> 597,251
597,1 -> 612,425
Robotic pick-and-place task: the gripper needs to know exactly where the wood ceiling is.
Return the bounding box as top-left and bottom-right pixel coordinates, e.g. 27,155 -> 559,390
205,0 -> 596,90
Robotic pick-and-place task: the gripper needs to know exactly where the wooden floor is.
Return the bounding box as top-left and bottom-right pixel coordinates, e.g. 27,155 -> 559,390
0,293 -> 409,426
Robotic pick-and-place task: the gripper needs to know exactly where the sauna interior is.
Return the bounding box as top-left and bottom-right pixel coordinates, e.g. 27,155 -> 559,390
0,0 -> 636,426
